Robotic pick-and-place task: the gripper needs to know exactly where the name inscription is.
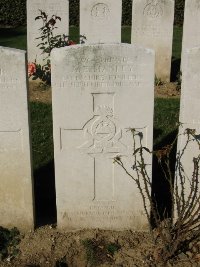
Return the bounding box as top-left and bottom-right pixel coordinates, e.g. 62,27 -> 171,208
56,55 -> 144,89
62,205 -> 139,222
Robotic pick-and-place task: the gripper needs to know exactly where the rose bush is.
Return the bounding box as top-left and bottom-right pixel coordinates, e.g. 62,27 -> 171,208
28,10 -> 84,86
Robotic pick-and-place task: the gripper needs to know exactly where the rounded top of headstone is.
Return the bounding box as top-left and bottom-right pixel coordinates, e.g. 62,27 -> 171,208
0,46 -> 26,55
51,43 -> 155,60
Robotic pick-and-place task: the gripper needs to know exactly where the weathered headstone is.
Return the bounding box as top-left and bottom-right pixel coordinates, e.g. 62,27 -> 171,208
80,0 -> 122,44
27,0 -> 69,64
51,44 -> 155,230
0,47 -> 34,230
177,47 -> 200,197
132,0 -> 175,82
181,0 -> 200,69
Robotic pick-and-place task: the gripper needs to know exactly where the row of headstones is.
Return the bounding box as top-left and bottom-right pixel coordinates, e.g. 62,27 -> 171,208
0,42 -> 198,231
27,0 -> 175,82
27,0 -> 200,83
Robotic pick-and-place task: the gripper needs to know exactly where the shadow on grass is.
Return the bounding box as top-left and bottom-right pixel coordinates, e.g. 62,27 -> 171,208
170,57 -> 181,82
151,129 -> 178,226
0,27 -> 26,37
34,160 -> 57,227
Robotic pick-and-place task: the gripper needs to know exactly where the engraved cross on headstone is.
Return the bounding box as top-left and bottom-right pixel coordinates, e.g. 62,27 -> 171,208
60,93 -> 126,201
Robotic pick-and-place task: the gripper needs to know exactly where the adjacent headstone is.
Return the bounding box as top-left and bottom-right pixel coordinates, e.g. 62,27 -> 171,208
51,44 -> 155,230
80,0 -> 122,44
177,47 -> 200,197
181,0 -> 200,69
27,0 -> 69,64
132,0 -> 175,82
0,47 -> 34,230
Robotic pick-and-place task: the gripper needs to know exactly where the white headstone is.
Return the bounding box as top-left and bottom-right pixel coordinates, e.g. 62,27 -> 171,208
51,44 -> 155,230
27,0 -> 69,64
132,0 -> 175,82
181,0 -> 200,70
177,47 -> 200,197
80,0 -> 122,44
0,47 -> 34,230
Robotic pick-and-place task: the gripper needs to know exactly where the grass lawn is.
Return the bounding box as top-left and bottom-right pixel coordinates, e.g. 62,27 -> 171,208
30,102 -> 53,170
0,26 -> 27,50
154,98 -> 180,148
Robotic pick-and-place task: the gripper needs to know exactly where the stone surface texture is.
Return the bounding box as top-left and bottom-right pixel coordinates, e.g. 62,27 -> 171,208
27,0 -> 69,64
181,0 -> 200,69
178,47 -> 200,197
0,47 -> 34,230
51,44 -> 155,230
80,0 -> 122,44
132,0 -> 174,82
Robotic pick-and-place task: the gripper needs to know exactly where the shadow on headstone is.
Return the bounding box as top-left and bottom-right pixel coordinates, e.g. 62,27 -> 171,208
151,129 -> 178,227
34,160 -> 57,227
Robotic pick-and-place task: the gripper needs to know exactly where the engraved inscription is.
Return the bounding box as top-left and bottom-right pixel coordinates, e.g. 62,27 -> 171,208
56,56 -> 143,89
0,66 -> 19,84
0,68 -> 5,75
61,205 -> 138,222
134,25 -> 168,39
143,0 -> 163,18
28,2 -> 65,12
91,3 -> 110,19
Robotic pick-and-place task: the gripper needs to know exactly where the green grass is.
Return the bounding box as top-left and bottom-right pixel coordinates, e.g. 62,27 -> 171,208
172,26 -> 183,60
30,102 -> 53,170
0,26 -> 27,50
69,25 -> 79,43
121,26 -> 131,43
0,26 -> 183,61
154,98 -> 180,148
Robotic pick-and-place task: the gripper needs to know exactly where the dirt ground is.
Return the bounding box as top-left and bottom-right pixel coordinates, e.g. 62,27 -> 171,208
1,81 -> 194,267
28,81 -> 181,104
1,225 -> 199,267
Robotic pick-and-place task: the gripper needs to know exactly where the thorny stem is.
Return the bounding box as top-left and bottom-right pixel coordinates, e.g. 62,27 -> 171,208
114,126 -> 200,264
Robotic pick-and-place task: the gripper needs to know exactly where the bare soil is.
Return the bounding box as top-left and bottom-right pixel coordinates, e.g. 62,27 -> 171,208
29,81 -> 52,103
1,226 -> 199,267
1,81 -> 194,267
154,82 -> 181,98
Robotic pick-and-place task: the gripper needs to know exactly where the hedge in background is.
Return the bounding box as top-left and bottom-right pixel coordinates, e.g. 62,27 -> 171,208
0,0 -> 26,26
69,0 -> 79,26
0,0 -> 185,27
122,0 -> 132,26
